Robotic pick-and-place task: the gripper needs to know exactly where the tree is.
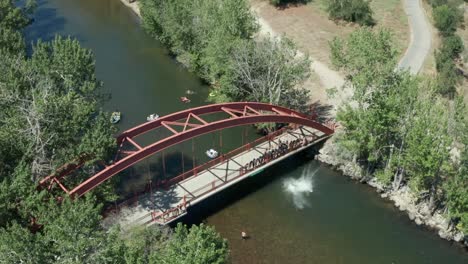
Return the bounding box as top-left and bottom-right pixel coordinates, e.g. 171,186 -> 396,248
0,0 -> 35,54
140,0 -> 257,83
0,36 -> 116,184
433,4 -> 463,36
327,0 -> 374,26
330,26 -> 467,235
444,99 -> 468,233
0,222 -> 47,264
152,223 -> 228,264
401,95 -> 452,207
119,225 -> 171,264
221,37 -> 311,112
444,147 -> 468,233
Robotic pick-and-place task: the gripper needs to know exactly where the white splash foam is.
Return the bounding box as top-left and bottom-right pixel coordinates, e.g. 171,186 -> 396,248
282,165 -> 317,210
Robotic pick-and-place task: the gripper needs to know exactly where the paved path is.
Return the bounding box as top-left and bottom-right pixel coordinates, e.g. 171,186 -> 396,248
398,0 -> 432,74
103,127 -> 327,228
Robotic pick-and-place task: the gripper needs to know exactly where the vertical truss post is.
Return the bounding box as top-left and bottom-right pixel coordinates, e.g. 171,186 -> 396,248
242,126 -> 245,145
192,139 -> 195,172
225,159 -> 229,181
181,150 -> 185,174
219,130 -> 223,161
162,151 -> 166,179
149,179 -> 154,211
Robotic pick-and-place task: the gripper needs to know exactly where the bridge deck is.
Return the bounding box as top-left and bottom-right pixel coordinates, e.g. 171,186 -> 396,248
103,127 -> 327,229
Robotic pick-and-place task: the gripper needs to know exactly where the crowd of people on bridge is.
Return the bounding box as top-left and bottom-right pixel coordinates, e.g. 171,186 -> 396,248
240,135 -> 316,174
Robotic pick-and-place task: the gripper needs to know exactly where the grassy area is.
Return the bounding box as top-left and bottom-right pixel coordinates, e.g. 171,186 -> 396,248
311,0 -> 409,53
251,0 -> 409,67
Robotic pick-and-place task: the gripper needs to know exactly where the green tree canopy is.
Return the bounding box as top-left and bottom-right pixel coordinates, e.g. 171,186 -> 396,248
152,223 -> 228,264
0,0 -> 35,54
433,4 -> 463,36
330,28 -> 467,232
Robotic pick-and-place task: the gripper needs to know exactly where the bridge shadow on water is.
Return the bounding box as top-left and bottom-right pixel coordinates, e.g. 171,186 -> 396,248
171,142 -> 326,228
112,151 -> 197,207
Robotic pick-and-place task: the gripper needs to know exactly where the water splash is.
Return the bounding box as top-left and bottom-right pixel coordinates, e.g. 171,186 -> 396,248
282,164 -> 317,210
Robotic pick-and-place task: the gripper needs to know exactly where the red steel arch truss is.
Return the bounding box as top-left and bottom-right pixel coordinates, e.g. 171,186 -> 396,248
39,102 -> 335,198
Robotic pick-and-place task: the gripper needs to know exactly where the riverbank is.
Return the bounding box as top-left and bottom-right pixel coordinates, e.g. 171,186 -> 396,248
119,0 -> 140,16
317,133 -> 468,247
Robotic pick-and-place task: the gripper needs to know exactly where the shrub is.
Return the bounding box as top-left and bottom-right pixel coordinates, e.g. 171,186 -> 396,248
428,0 -> 448,7
433,4 -> 463,36
435,58 -> 459,98
441,34 -> 465,58
327,0 -> 375,26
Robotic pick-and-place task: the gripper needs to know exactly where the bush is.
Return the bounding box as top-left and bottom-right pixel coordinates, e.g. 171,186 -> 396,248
434,58 -> 459,98
433,4 -> 463,36
428,0 -> 448,7
441,34 -> 465,58
327,0 -> 375,26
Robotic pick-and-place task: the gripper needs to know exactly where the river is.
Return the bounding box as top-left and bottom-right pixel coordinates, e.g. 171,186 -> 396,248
25,0 -> 468,263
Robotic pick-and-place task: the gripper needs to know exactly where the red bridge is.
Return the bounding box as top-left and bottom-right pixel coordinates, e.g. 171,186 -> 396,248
40,102 -> 335,225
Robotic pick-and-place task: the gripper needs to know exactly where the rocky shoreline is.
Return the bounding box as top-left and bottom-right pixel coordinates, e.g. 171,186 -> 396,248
316,133 -> 467,248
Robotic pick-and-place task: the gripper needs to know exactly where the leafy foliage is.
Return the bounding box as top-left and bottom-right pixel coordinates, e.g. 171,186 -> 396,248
326,0 -> 374,26
331,28 -> 468,233
0,36 -> 116,183
151,223 -> 228,264
432,4 -> 463,36
0,3 -> 230,263
140,0 -> 257,83
141,0 -> 312,111
220,37 -> 311,112
0,0 -> 35,54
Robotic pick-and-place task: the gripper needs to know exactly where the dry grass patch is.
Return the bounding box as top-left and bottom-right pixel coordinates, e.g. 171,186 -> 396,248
250,0 -> 409,68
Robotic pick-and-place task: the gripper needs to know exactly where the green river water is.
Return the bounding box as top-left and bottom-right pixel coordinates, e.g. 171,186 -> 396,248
25,0 -> 468,263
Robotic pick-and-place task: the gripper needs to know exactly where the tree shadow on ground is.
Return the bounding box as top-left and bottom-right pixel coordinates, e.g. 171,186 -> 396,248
273,0 -> 312,10
308,100 -> 334,123
138,186 -> 180,212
